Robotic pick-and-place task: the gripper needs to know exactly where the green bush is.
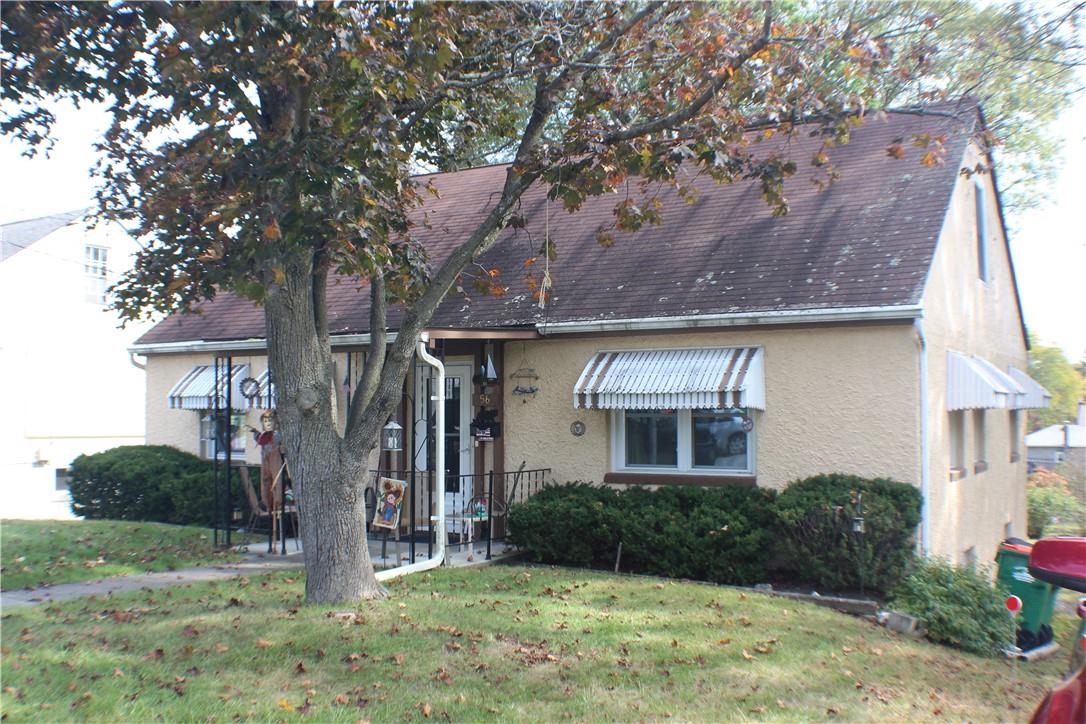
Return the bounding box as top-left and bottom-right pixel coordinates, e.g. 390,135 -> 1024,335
775,474 -> 922,593
1027,469 -> 1086,538
508,483 -> 777,585
890,558 -> 1012,656
507,483 -> 623,568
69,445 -> 219,526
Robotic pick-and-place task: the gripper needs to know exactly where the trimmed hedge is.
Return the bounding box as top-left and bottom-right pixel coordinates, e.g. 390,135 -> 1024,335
510,473 -> 922,592
508,483 -> 777,585
774,473 -> 922,593
890,557 -> 1012,656
69,445 -> 219,526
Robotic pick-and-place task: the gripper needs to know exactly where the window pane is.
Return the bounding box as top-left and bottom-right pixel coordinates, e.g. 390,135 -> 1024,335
625,411 -> 677,467
692,410 -> 749,470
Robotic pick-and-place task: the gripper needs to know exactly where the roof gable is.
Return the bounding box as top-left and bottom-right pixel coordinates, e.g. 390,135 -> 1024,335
0,209 -> 86,262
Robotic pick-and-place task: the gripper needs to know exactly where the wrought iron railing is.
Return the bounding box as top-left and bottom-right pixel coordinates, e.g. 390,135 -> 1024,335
367,466 -> 551,561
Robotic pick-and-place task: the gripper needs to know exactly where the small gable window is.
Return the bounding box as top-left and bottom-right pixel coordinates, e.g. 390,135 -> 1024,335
974,179 -> 988,282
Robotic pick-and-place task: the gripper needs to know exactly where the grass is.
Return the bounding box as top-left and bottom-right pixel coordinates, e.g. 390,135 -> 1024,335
0,520 -> 258,591
1,565 -> 1078,722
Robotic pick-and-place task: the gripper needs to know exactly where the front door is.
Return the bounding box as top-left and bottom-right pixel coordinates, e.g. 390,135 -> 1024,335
441,364 -> 474,532
413,362 -> 474,534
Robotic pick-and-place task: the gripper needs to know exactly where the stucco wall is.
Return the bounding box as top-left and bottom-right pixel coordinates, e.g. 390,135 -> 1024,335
502,324 -> 920,491
920,141 -> 1030,564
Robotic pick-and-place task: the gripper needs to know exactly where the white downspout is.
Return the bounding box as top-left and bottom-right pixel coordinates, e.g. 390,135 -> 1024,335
376,332 -> 446,581
915,319 -> 931,556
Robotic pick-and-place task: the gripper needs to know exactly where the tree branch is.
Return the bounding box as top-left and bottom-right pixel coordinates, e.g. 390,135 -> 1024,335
346,274 -> 387,438
600,1 -> 773,144
148,1 -> 267,134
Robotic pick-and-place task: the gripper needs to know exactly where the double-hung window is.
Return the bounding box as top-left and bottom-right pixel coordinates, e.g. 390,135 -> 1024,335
84,244 -> 109,304
615,408 -> 754,475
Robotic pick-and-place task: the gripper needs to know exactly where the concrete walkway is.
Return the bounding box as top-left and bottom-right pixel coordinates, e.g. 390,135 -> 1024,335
1,550 -> 305,609
1,539 -> 518,609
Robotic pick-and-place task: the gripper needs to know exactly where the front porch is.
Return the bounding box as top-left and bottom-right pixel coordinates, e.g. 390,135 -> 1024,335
232,467 -> 552,569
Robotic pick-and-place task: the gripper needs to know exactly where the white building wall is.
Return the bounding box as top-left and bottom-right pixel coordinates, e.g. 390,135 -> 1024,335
0,216 -> 152,519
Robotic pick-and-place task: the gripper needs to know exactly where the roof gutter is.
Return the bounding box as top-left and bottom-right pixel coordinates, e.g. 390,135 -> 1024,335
537,305 -> 923,335
130,332 -> 396,355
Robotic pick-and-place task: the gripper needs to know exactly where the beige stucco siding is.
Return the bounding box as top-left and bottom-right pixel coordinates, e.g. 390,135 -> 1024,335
502,324 -> 920,491
920,142 -> 1029,564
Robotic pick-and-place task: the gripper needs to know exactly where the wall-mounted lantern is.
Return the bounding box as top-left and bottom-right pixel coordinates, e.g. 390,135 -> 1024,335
382,420 -> 403,452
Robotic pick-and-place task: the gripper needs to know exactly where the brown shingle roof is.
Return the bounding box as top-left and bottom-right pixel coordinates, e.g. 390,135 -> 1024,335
136,105 -> 975,347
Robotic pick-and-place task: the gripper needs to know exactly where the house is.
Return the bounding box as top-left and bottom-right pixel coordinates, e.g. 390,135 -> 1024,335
0,211 -> 152,518
1026,402 -> 1086,473
132,102 -> 1049,565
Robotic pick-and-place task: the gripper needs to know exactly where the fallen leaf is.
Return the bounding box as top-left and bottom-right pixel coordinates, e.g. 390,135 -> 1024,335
214,643 -> 229,653
278,698 -> 294,711
422,702 -> 433,717
392,654 -> 405,665
295,661 -> 308,674
181,625 -> 199,638
333,693 -> 350,705
255,639 -> 274,649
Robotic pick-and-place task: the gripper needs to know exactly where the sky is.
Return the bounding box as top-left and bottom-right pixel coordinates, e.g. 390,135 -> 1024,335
2,95 -> 1084,362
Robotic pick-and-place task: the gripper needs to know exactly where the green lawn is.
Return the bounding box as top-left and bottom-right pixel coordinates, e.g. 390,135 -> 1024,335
1,520 -> 256,591
1,565 -> 1077,721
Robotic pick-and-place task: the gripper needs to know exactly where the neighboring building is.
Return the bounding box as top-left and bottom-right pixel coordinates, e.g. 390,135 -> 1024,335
132,102 -> 1048,564
0,211 -> 151,519
1026,402 -> 1086,473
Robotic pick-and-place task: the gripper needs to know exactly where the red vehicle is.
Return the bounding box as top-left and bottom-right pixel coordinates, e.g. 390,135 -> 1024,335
1028,537 -> 1086,724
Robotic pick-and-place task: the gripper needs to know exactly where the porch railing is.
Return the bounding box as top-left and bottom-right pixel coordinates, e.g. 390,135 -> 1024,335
367,466 -> 551,562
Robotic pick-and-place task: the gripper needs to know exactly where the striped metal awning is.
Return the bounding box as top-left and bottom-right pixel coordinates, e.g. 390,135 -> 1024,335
574,347 -> 765,410
946,352 -> 1045,410
1007,366 -> 1051,409
167,364 -> 251,410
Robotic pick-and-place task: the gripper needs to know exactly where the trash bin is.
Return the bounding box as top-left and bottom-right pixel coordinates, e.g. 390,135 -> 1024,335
995,538 -> 1059,650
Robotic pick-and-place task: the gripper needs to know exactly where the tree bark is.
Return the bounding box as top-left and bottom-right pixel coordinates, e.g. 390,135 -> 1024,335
264,257 -> 386,603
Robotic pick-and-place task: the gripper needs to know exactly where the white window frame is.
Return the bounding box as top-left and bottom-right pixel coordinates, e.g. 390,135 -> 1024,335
84,244 -> 110,303
199,411 -> 247,461
611,408 -> 756,476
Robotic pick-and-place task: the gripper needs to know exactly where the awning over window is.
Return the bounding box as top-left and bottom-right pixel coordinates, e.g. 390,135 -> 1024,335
168,364 -> 251,410
1007,366 -> 1051,409
947,352 -> 1048,410
574,347 -> 765,410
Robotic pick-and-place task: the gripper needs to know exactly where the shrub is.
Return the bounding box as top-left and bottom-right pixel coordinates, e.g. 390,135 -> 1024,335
890,557 -> 1012,656
507,483 -> 622,568
775,473 -> 922,593
507,482 -> 777,584
1027,469 -> 1086,538
69,445 -> 218,526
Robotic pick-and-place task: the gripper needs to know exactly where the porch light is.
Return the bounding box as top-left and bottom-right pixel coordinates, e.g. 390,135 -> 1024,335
382,420 -> 403,452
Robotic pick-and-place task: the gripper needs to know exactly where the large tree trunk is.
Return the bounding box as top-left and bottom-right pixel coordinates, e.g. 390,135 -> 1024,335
264,258 -> 386,603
